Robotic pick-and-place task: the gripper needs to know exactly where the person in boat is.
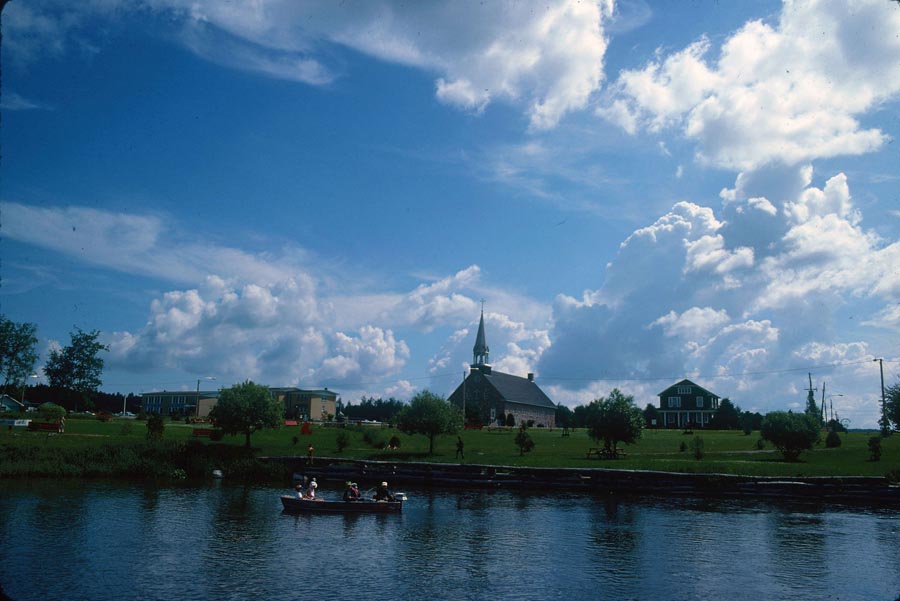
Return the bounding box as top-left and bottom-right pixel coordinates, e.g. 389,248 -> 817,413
307,478 -> 318,499
342,481 -> 361,502
295,483 -> 305,500
373,481 -> 395,502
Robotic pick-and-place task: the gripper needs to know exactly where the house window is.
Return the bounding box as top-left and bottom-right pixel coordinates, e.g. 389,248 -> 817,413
678,386 -> 692,394
696,396 -> 704,408
668,396 -> 681,408
490,407 -> 496,421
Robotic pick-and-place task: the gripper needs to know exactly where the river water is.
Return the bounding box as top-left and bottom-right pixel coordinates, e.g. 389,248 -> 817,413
1,480 -> 899,601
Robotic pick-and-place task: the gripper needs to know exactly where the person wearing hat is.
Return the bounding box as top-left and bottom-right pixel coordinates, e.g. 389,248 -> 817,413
307,477 -> 318,499
342,481 -> 361,502
374,481 -> 395,502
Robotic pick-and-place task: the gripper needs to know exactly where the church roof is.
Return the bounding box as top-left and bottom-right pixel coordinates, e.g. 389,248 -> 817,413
473,311 -> 489,358
482,370 -> 555,410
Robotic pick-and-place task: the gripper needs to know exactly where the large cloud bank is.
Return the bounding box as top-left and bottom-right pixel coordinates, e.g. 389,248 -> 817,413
601,0 -> 900,170
538,165 -> 898,422
6,0 -> 615,130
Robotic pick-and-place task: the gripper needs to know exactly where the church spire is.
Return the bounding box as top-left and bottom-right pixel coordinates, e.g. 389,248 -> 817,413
472,303 -> 489,366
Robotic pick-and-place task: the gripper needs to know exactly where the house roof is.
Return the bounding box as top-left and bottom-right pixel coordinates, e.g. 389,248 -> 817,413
482,371 -> 555,410
657,378 -> 719,398
140,390 -> 220,398
0,394 -> 25,410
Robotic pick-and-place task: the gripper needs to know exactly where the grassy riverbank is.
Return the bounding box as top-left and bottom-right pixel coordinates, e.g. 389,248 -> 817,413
2,416 -> 899,479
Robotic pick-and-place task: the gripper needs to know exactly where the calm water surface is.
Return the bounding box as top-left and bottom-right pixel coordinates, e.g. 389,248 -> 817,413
1,480 -> 899,600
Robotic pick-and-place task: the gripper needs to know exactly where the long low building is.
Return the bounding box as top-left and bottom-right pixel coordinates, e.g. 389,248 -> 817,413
141,386 -> 337,420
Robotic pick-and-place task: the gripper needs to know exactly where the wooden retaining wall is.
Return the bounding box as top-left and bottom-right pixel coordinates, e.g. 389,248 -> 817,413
262,456 -> 900,504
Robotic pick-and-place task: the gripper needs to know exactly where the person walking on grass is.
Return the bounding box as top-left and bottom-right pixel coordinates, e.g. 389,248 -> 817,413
456,436 -> 465,461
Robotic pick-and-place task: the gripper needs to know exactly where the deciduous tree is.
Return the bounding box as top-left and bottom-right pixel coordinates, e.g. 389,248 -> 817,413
44,328 -> 108,410
395,390 -> 462,454
585,389 -> 644,454
0,316 -> 39,393
760,411 -> 820,461
209,381 -> 282,447
885,380 -> 900,433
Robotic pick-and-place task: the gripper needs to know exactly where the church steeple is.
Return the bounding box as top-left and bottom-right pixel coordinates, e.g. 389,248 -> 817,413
472,304 -> 489,367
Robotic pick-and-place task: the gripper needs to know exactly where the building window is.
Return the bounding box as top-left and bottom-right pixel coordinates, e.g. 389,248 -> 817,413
678,386 -> 692,394
490,407 -> 496,421
668,396 -> 681,408
696,396 -> 704,408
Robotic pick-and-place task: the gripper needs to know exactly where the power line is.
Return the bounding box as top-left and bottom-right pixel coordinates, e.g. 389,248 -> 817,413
537,358 -> 885,384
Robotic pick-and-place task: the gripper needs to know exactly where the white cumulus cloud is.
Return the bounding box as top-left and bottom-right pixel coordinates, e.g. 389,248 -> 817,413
601,0 -> 900,170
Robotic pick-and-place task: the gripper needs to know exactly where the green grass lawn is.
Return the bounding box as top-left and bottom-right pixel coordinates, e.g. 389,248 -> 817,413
3,417 -> 899,478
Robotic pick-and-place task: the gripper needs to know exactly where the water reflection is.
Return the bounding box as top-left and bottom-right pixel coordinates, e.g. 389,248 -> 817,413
1,481 -> 899,601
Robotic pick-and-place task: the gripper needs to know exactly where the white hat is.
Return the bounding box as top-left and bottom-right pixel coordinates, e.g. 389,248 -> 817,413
310,481 -> 317,489
381,481 -> 388,487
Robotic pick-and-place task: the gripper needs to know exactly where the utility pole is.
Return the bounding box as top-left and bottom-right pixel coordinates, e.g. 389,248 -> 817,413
820,381 -> 827,424
874,358 -> 888,435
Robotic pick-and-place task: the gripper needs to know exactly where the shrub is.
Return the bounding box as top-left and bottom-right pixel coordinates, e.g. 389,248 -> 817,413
97,412 -> 113,423
146,414 -> 165,441
825,430 -> 842,448
868,436 -> 882,462
209,429 -> 224,442
388,435 -> 401,449
755,437 -> 766,450
692,436 -> 705,460
760,411 -> 820,461
335,430 -> 350,453
514,430 -> 534,455
505,413 -> 516,427
38,403 -> 66,421
363,428 -> 387,449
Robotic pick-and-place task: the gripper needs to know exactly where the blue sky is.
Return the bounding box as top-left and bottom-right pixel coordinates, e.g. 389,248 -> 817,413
2,0 -> 899,427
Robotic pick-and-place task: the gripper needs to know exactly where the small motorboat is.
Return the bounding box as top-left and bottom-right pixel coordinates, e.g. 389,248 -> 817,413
280,495 -> 403,514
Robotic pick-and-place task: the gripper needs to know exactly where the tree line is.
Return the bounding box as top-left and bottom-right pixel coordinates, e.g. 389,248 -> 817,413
4,313 -> 900,438
2,315 -> 110,412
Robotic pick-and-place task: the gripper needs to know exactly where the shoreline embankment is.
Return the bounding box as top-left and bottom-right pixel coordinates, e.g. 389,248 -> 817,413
266,456 -> 900,504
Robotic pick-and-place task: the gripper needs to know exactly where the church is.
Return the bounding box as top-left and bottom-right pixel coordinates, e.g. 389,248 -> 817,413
448,310 -> 556,428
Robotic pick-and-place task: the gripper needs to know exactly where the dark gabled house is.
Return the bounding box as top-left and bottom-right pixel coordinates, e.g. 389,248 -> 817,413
657,379 -> 720,429
448,310 -> 556,428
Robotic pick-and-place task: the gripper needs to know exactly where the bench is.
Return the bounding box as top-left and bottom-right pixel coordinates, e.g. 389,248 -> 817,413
586,447 -> 627,459
28,422 -> 63,433
284,420 -> 299,427
192,428 -> 214,437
